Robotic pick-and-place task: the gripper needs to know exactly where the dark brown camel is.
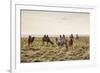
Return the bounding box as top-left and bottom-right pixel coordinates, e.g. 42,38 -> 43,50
28,35 -> 35,47
68,34 -> 74,47
42,35 -> 54,45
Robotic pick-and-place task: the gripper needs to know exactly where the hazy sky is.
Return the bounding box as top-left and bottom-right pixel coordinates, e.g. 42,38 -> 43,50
21,10 -> 90,36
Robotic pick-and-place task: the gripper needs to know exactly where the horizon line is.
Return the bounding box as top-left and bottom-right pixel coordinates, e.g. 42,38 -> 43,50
21,34 -> 89,37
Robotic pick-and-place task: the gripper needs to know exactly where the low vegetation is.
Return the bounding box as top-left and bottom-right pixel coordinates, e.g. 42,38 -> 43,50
21,36 -> 89,63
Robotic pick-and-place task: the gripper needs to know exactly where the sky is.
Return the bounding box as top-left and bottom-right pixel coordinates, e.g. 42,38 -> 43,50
21,10 -> 90,36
